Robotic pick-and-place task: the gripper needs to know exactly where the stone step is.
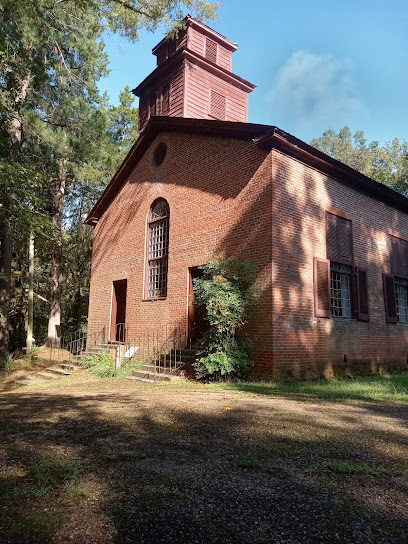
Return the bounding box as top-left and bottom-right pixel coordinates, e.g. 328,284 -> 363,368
36,371 -> 60,380
15,377 -> 41,386
141,364 -> 185,376
45,366 -> 71,376
132,370 -> 171,382
60,362 -> 82,371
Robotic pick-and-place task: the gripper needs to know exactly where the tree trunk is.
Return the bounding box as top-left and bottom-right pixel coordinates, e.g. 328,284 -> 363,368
46,158 -> 67,347
0,70 -> 33,354
0,222 -> 12,356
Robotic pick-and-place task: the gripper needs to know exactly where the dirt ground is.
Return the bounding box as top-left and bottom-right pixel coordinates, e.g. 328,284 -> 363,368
0,374 -> 407,543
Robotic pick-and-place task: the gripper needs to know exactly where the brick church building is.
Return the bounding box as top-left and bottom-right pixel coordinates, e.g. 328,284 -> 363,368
85,16 -> 408,379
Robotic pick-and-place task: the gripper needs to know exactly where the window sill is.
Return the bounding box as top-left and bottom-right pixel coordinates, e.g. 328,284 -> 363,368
142,297 -> 167,302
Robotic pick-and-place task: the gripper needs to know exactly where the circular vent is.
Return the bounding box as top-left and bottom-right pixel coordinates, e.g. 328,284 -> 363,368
153,143 -> 167,166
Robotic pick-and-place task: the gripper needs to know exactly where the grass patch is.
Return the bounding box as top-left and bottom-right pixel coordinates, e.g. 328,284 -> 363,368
305,461 -> 386,477
106,450 -> 148,462
23,457 -> 82,497
237,454 -> 262,469
165,372 -> 408,402
81,350 -> 149,378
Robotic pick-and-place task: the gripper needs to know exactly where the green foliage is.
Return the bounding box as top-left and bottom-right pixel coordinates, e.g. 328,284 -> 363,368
81,350 -> 147,377
81,350 -> 116,377
24,458 -> 81,497
310,126 -> 408,196
237,454 -> 261,469
0,352 -> 13,376
192,258 -> 257,380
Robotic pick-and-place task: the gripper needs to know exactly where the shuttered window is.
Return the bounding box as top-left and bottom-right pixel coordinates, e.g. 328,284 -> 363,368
146,200 -> 170,298
326,212 -> 353,264
384,235 -> 408,323
314,211 -> 369,321
205,38 -> 217,63
209,90 -> 226,120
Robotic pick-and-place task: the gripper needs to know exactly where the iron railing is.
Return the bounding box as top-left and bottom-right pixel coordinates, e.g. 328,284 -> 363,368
49,321 -> 192,380
153,323 -> 188,380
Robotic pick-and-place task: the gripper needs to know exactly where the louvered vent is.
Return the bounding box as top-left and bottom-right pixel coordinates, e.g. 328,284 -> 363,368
205,38 -> 217,63
209,90 -> 226,120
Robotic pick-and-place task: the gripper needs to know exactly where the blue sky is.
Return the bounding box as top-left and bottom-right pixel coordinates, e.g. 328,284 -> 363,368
99,0 -> 408,145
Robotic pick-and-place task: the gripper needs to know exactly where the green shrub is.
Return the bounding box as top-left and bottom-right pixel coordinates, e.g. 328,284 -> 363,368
81,350 -> 116,377
81,350 -> 149,378
0,353 -> 13,376
192,258 -> 256,380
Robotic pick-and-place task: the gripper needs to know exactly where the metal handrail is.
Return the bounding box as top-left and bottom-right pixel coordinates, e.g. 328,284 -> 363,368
153,323 -> 187,381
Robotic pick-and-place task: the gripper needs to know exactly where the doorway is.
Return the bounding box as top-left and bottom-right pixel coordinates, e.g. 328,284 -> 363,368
110,279 -> 127,342
188,267 -> 208,345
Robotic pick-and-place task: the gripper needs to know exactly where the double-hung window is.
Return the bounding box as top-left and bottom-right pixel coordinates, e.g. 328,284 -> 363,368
146,199 -> 170,299
314,210 -> 369,321
383,234 -> 408,323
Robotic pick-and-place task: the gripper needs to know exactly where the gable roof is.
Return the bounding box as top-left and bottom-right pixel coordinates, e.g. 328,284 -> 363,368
85,117 -> 408,225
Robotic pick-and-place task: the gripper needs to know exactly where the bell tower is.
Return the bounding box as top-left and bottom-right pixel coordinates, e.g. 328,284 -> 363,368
133,16 -> 256,132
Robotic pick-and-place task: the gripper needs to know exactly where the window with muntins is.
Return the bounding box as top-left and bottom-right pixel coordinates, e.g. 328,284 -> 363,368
313,211 -> 369,321
330,262 -> 352,317
147,200 -> 170,298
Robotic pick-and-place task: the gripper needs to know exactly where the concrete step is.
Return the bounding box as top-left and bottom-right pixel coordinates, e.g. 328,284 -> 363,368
36,371 -> 60,380
15,376 -> 41,386
132,370 -> 171,382
60,362 -> 82,371
45,366 -> 71,376
126,373 -> 182,383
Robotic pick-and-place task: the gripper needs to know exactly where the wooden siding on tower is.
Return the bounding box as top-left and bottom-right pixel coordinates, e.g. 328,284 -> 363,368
187,27 -> 232,71
169,67 -> 184,118
185,62 -> 247,122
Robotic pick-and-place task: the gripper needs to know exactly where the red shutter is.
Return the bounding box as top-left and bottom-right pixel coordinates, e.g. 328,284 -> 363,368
326,212 -> 338,260
313,257 -> 331,318
390,236 -> 399,274
397,238 -> 408,277
383,274 -> 397,323
338,218 -> 353,263
355,267 -> 370,321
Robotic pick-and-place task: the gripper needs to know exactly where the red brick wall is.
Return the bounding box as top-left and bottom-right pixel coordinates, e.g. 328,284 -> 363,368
272,149 -> 408,379
88,133 -> 408,379
88,132 -> 272,369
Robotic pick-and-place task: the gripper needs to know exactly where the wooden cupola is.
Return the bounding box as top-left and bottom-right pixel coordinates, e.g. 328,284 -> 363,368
132,15 -> 256,132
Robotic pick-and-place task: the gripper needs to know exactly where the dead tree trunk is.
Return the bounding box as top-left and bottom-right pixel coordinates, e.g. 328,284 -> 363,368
46,157 -> 67,347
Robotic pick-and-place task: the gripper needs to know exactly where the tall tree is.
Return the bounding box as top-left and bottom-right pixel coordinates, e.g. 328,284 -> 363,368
0,0 -> 218,352
310,127 -> 408,196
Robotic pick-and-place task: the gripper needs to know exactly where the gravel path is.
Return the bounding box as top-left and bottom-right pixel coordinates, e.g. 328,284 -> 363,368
0,377 -> 407,543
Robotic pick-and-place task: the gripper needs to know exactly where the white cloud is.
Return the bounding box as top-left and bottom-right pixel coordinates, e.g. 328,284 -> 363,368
266,51 -> 366,133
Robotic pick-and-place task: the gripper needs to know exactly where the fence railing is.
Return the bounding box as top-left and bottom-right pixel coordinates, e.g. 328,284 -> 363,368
153,323 -> 188,380
49,321 -> 192,379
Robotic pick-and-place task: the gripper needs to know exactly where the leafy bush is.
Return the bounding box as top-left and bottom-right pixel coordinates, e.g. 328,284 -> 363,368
81,350 -> 149,378
0,353 -> 13,376
81,350 -> 116,377
192,258 -> 257,380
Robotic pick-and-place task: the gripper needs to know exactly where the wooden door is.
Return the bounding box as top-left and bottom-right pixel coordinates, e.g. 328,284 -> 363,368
110,279 -> 127,342
188,267 -> 208,345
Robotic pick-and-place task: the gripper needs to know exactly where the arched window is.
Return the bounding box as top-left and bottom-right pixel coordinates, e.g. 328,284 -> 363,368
146,199 -> 170,298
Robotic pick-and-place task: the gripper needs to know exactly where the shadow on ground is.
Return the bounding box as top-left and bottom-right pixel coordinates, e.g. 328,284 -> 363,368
0,387 -> 407,544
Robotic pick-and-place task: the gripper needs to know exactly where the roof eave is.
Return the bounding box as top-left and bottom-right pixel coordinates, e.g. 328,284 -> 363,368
254,128 -> 408,214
